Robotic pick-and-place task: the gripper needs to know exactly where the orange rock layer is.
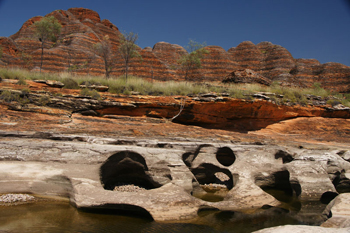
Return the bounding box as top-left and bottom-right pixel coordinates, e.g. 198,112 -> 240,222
0,8 -> 349,92
96,98 -> 350,131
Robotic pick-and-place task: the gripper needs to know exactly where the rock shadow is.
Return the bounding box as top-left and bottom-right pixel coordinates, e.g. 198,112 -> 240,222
275,150 -> 294,163
320,191 -> 338,204
191,163 -> 234,190
332,169 -> 350,193
80,203 -> 154,220
183,145 -> 237,202
190,163 -> 236,202
100,151 -> 171,191
255,170 -> 301,205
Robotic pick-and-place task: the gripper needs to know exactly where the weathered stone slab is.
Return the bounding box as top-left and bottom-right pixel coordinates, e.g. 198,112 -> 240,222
253,225 -> 350,233
322,193 -> 350,228
0,133 -> 350,223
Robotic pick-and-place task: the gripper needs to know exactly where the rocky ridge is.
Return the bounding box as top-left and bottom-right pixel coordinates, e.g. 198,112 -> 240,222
1,79 -> 350,132
0,8 -> 349,92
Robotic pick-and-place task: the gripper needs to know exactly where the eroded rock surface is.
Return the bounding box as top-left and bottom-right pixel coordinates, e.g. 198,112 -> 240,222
253,225 -> 350,233
322,193 -> 350,228
0,75 -> 350,231
0,131 -> 350,222
1,79 -> 349,133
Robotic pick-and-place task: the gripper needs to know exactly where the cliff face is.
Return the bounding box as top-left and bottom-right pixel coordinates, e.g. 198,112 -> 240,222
0,8 -> 349,92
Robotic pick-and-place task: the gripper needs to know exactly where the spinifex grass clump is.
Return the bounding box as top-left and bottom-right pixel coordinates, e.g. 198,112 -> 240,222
0,89 -> 30,105
80,88 -> 101,99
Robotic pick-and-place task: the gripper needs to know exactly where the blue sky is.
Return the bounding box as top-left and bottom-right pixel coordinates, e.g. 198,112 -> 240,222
0,0 -> 349,66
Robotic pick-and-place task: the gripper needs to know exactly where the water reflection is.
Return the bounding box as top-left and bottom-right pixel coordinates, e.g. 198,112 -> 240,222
0,199 -> 328,233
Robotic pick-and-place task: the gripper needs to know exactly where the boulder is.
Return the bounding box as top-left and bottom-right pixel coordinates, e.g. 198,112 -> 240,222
79,84 -> 109,92
253,225 -> 350,233
322,193 -> 350,228
223,69 -> 272,86
45,80 -> 65,88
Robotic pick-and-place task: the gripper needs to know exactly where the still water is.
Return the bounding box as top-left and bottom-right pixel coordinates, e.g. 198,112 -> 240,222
0,198 -> 327,233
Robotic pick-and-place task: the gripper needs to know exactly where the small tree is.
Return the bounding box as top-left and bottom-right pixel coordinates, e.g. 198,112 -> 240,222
93,35 -> 114,78
178,40 -> 208,80
0,46 -> 3,60
119,32 -> 141,80
21,52 -> 33,69
32,16 -> 61,73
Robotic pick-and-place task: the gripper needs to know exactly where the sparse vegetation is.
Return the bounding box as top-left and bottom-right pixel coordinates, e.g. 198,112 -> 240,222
177,40 -> 209,80
17,78 -> 27,86
0,46 -> 3,60
93,35 -> 115,78
32,16 -> 62,73
80,88 -> 101,99
0,68 -> 349,107
118,31 -> 142,80
21,88 -> 31,96
0,90 -> 30,105
21,52 -> 33,69
0,90 -> 20,102
39,95 -> 51,106
61,77 -> 79,89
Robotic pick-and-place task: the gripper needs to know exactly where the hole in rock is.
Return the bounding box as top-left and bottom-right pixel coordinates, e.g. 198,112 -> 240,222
190,163 -> 236,202
275,150 -> 294,163
255,170 -> 300,205
192,163 -> 235,190
80,204 -> 154,220
216,147 -> 236,166
100,151 -> 166,191
332,170 -> 350,193
291,180 -> 302,197
182,152 -> 194,167
320,192 -> 338,204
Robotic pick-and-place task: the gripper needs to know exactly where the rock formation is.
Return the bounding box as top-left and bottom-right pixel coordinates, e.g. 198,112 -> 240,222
0,130 -> 349,223
0,8 -> 349,92
223,69 -> 272,86
0,77 -> 350,232
322,193 -> 350,228
254,225 -> 350,233
1,79 -> 349,132
0,7 -> 350,231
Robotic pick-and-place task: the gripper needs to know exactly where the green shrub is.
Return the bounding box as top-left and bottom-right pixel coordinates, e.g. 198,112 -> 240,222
39,95 -> 51,106
0,90 -> 30,105
327,99 -> 341,107
0,90 -> 20,102
80,88 -> 101,99
17,78 -> 27,85
312,82 -> 329,97
62,77 -> 79,89
21,88 -> 31,95
53,92 -> 63,97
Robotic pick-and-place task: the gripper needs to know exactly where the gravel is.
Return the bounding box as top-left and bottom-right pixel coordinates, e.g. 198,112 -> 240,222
0,194 -> 35,203
113,184 -> 147,192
